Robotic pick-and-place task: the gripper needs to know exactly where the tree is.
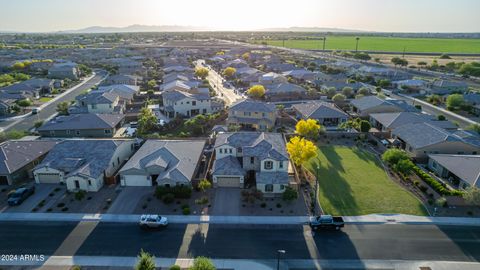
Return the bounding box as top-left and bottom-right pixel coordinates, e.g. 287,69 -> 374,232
446,94 -> 464,109
417,61 -> 427,69
393,158 -> 415,175
466,124 -> 480,135
135,250 -> 156,270
437,114 -> 446,121
295,119 -> 321,140
357,87 -> 370,96
16,99 -> 32,112
147,79 -> 156,89
286,136 -> 318,166
382,148 -> 409,165
332,93 -> 346,103
282,186 -> 298,202
246,85 -> 265,99
324,87 -> 336,99
427,94 -> 442,105
56,101 -> 69,115
34,120 -> 44,128
341,87 -> 353,98
138,107 -> 158,134
377,79 -> 391,88
12,62 -> 26,70
78,64 -> 92,75
359,120 -> 371,132
463,187 -> 480,206
198,179 -> 212,193
189,256 -> 216,270
185,114 -> 208,135
195,67 -> 209,79
223,67 -> 236,78
241,52 -> 250,61
391,57 -> 408,68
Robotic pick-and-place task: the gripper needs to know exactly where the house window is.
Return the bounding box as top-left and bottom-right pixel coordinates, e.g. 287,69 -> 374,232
88,180 -> 92,186
237,147 -> 242,153
262,113 -> 266,117
91,104 -> 97,109
192,101 -> 196,106
265,184 -> 273,192
186,101 -> 190,104
280,185 -> 285,190
66,130 -> 71,135
203,109 -> 207,114
250,157 -> 255,164
75,130 -> 80,135
279,162 -> 283,169
431,161 -> 437,169
229,148 -> 232,154
104,129 -> 112,134
265,161 -> 273,170
219,149 -> 223,154
50,131 -> 55,136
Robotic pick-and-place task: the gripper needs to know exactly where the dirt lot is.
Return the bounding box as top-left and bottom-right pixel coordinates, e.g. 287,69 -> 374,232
373,54 -> 480,68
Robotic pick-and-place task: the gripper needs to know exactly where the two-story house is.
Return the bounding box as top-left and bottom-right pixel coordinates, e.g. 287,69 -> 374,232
212,132 -> 290,194
162,90 -> 216,119
227,99 -> 277,131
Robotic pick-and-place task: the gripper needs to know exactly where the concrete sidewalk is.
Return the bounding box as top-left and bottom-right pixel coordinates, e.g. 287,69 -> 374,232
0,212 -> 479,226
2,256 -> 480,270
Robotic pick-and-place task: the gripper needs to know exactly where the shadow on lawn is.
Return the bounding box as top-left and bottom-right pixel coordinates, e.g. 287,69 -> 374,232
312,147 -> 360,216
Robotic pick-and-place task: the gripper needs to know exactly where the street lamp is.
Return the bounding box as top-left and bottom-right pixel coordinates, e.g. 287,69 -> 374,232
277,249 -> 286,270
322,37 -> 327,52
314,163 -> 320,214
355,37 -> 360,52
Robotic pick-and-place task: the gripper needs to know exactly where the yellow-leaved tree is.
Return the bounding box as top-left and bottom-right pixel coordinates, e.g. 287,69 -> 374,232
223,67 -> 236,78
247,85 -> 266,99
195,67 -> 209,79
295,119 -> 322,140
286,136 -> 318,166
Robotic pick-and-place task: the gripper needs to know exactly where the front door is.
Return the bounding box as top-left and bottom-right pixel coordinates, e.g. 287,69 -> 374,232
75,180 -> 80,189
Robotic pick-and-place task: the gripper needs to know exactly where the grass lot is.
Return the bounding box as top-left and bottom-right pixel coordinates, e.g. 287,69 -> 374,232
305,146 -> 426,216
38,97 -> 53,103
256,36 -> 480,53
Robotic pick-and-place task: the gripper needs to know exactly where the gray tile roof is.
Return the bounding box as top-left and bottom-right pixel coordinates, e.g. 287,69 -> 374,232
429,154 -> 480,187
119,140 -> 205,183
266,83 -> 306,95
393,122 -> 480,149
293,101 -> 348,119
38,114 -> 124,131
230,99 -> 276,113
351,96 -> 416,112
370,112 -> 457,130
77,91 -> 118,105
0,140 -> 59,175
215,132 -> 288,161
162,90 -> 210,103
256,171 -> 289,184
36,140 -> 127,179
212,155 -> 244,176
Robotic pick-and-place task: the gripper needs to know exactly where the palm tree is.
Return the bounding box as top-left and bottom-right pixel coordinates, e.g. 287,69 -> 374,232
355,37 -> 360,52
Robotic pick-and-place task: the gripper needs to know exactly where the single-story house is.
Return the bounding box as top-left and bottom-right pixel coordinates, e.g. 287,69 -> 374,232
351,96 -> 417,117
292,101 -> 348,127
369,112 -> 457,135
428,154 -> 480,189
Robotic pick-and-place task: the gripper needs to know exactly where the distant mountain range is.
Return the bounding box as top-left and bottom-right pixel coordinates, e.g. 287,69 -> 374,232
59,24 -> 210,33
257,26 -> 365,32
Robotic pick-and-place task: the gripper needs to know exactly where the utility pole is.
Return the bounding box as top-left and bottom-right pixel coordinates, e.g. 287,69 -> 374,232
314,163 -> 320,214
323,37 -> 327,52
355,37 -> 360,52
277,250 -> 286,270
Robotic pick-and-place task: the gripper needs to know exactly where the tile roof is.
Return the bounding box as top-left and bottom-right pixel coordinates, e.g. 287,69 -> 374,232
429,154 -> 480,187
0,140 -> 59,175
292,101 -> 348,119
212,155 -> 245,176
38,113 -> 124,131
215,132 -> 288,161
230,99 -> 276,113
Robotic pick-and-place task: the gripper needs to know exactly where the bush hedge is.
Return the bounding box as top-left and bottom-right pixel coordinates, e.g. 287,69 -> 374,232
412,166 -> 463,196
155,185 -> 192,199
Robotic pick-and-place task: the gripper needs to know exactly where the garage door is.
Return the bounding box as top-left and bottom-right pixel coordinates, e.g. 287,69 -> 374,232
217,177 -> 240,188
37,173 -> 60,184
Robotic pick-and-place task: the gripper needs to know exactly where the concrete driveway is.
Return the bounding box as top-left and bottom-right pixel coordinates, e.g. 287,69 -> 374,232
3,184 -> 56,213
211,188 -> 241,216
107,186 -> 152,214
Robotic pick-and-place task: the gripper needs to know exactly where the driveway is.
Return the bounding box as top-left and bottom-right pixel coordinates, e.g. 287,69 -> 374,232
107,186 -> 152,214
211,188 -> 241,216
3,184 -> 56,213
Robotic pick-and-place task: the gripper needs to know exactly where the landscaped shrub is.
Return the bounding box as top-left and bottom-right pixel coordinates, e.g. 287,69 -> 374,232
276,203 -> 282,208
260,202 -> 267,208
57,203 -> 65,208
155,186 -> 192,199
282,187 -> 298,202
181,204 -> 189,210
412,166 -> 463,196
74,190 -> 86,201
419,185 -> 428,193
61,207 -> 69,212
169,265 -> 181,270
182,207 -> 190,215
162,193 -> 175,204
195,196 -> 209,205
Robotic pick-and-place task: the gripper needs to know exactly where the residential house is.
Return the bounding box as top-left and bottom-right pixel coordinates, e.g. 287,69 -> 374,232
428,154 -> 480,189
37,113 -> 124,138
0,97 -> 16,116
369,112 -> 457,135
227,99 -> 276,131
429,80 -> 468,95
162,89 -> 216,119
392,122 -> 480,160
212,132 -> 291,194
0,140 -> 59,185
392,79 -> 427,93
0,78 -> 54,99
119,140 -> 205,187
351,96 -> 417,117
48,62 -> 79,80
103,74 -> 139,86
292,101 -> 348,127
282,69 -> 316,81
264,83 -> 307,101
34,139 -> 135,191
259,72 -> 288,85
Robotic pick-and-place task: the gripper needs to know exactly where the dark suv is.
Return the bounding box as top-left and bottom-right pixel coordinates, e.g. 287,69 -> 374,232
7,186 -> 35,206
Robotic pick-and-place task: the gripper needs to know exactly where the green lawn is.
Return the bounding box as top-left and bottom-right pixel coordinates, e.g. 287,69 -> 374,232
38,97 -> 53,103
256,36 -> 480,53
305,146 -> 426,216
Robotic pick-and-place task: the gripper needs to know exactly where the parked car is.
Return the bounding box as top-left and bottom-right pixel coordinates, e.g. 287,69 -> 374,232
7,186 -> 35,206
309,215 -> 345,231
139,214 -> 168,229
31,107 -> 41,114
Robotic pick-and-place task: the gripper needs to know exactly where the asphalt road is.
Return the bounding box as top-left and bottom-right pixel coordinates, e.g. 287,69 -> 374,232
0,70 -> 107,133
1,222 -> 479,262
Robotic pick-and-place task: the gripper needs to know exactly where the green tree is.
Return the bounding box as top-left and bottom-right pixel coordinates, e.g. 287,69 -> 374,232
437,114 -> 446,121
446,94 -> 464,109
34,120 -> 44,129
195,67 -> 209,79
324,87 -> 336,99
382,148 -> 409,165
241,52 -> 250,61
332,93 -> 346,103
359,120 -> 371,132
17,99 -> 32,112
282,186 -> 298,202
463,187 -> 480,206
427,94 -> 443,105
377,79 -> 391,88
12,62 -> 26,70
185,114 -> 208,135
56,101 -> 70,115
78,64 -> 92,75
247,85 -> 265,99
341,87 -> 353,98
189,256 -> 216,270
223,67 -> 236,78
357,87 -> 370,96
138,107 -> 158,135
135,250 -> 156,270
393,158 -> 415,175
147,79 -> 156,89
466,124 -> 480,134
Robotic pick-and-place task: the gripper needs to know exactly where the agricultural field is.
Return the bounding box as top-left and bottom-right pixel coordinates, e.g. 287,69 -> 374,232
305,146 -> 426,216
255,36 -> 480,53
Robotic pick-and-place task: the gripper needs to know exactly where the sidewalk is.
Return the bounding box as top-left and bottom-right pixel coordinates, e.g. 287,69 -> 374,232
2,256 -> 480,270
0,212 -> 479,226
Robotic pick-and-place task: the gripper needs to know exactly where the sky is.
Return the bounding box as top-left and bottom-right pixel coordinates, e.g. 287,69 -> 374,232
1,0 -> 480,32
